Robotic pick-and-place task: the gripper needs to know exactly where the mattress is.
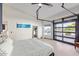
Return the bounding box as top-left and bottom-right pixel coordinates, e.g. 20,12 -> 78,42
11,39 -> 54,56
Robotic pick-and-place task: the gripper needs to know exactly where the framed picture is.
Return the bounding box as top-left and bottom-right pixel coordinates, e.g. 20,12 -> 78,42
17,24 -> 31,28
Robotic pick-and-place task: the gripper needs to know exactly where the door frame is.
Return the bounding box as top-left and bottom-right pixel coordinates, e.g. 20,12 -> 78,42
32,26 -> 38,38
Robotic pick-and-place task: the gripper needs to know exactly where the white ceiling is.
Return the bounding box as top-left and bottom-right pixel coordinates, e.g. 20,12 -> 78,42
5,3 -> 79,21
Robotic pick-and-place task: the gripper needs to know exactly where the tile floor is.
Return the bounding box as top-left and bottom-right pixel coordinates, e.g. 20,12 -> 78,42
40,39 -> 79,56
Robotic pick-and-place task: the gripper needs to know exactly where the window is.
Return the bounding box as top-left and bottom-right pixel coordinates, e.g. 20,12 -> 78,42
53,16 -> 77,44
44,26 -> 51,36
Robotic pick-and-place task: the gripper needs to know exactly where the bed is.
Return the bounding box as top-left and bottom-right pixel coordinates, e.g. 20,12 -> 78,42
10,38 -> 54,56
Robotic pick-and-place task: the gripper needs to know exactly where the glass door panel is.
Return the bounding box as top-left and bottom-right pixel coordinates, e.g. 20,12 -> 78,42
63,33 -> 75,38
63,38 -> 74,43
63,28 -> 75,32
54,23 -> 62,27
55,28 -> 62,32
55,36 -> 62,40
55,32 -> 62,36
63,22 -> 75,27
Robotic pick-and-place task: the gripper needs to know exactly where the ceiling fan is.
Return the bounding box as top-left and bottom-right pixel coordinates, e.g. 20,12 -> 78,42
31,3 -> 53,21
31,3 -> 53,7
32,3 -> 78,21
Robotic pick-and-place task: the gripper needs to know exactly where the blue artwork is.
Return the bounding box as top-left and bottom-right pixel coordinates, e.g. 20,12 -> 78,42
17,24 -> 31,28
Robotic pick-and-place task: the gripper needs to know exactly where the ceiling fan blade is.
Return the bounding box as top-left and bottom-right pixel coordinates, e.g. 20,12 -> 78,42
31,3 -> 38,5
42,3 -> 53,7
61,3 -> 64,7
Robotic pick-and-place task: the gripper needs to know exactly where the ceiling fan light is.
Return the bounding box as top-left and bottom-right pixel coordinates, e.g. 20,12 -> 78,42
38,3 -> 42,6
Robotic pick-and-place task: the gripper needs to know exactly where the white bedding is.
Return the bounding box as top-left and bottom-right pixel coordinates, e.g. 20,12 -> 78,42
0,38 -> 13,56
11,39 -> 54,56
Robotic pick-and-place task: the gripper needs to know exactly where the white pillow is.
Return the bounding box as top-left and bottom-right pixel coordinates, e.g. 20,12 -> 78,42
0,32 -> 8,44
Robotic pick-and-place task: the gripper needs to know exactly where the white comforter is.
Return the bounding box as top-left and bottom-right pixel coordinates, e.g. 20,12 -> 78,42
11,39 -> 54,56
0,38 -> 13,56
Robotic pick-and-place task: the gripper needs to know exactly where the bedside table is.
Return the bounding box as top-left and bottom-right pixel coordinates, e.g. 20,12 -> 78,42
75,42 -> 79,48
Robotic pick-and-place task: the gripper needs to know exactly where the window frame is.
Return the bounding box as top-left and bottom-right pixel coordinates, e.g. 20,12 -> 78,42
53,16 -> 77,45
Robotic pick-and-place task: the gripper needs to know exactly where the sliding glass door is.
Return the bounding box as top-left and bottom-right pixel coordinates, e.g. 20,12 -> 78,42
53,16 -> 77,44
63,21 -> 75,43
54,19 -> 63,41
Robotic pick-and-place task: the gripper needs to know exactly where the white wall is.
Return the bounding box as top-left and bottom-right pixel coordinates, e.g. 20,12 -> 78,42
8,18 -> 42,40
3,4 -> 42,40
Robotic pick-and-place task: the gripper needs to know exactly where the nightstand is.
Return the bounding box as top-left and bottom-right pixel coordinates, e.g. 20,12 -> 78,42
75,42 -> 79,48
